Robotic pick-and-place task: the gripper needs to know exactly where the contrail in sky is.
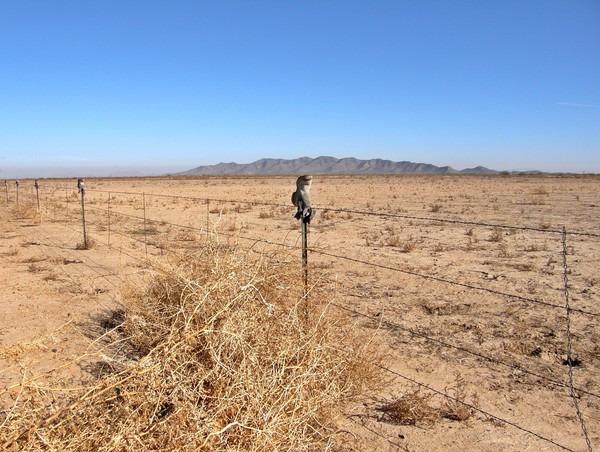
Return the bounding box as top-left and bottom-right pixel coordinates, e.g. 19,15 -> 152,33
557,102 -> 600,108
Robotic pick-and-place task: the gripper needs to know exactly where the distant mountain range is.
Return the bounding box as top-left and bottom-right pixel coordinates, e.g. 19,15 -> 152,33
177,157 -> 498,176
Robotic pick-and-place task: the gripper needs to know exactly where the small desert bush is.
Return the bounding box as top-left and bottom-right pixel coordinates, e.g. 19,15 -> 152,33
26,263 -> 47,273
10,203 -> 39,222
380,388 -> 437,427
380,374 -> 476,427
441,373 -> 477,422
488,228 -> 503,243
320,209 -> 334,221
386,234 -> 416,252
75,236 -> 96,250
258,210 -> 274,219
1,239 -> 383,450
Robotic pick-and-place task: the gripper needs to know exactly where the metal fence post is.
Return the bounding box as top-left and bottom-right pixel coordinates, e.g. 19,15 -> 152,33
15,180 -> 19,204
143,192 -> 148,259
4,180 -> 8,204
301,218 -> 308,298
206,199 -> 210,236
65,187 -> 70,221
78,178 -> 87,249
34,179 -> 40,211
291,175 -> 314,303
107,192 -> 111,246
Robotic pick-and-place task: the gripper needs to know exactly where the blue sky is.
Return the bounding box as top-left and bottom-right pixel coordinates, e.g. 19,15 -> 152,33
1,0 -> 599,177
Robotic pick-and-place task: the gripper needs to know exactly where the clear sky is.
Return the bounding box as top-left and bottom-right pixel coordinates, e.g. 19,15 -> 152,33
1,0 -> 599,177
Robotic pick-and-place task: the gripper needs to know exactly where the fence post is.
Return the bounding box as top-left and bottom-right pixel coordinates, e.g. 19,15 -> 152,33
107,192 -> 111,246
34,179 -> 41,223
561,225 -> 593,451
15,180 -> 19,204
78,178 -> 87,249
4,180 -> 7,204
65,187 -> 70,221
301,218 -> 308,298
292,175 -> 314,303
143,192 -> 148,259
34,179 -> 40,210
206,199 -> 210,236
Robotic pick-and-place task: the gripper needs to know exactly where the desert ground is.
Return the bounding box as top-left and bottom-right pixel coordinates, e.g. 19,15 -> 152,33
1,174 -> 598,451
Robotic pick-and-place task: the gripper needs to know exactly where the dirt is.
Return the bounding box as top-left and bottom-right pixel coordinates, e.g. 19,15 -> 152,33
1,174 -> 599,451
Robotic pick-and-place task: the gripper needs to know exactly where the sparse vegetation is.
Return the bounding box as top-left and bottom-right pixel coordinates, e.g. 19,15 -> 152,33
1,241 -> 384,450
489,228 -> 503,243
75,236 -> 96,250
441,373 -> 477,422
1,174 -> 598,451
380,388 -> 438,427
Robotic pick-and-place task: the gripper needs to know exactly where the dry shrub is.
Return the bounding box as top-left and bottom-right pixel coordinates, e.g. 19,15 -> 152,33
258,210 -> 274,219
75,236 -> 96,250
380,388 -> 437,427
26,263 -> 47,273
380,374 -> 477,428
10,203 -> 39,222
488,228 -> 503,243
441,373 -> 477,422
1,239 -> 382,450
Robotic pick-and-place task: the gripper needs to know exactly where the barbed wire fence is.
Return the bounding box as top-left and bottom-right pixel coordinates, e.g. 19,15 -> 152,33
1,178 -> 597,451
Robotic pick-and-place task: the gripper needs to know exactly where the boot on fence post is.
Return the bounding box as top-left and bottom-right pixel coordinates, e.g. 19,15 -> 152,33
78,178 -> 87,249
15,180 -> 19,205
291,175 -> 314,306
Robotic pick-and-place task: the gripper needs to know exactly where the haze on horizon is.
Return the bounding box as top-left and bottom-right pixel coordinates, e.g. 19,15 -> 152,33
1,1 -> 599,179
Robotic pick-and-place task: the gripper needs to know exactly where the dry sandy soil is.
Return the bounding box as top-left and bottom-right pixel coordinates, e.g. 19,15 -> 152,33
1,174 -> 599,451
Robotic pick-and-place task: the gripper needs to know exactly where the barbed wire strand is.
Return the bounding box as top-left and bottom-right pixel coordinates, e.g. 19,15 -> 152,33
27,221 -> 123,292
378,364 -> 574,451
12,195 -> 600,317
71,200 -> 600,318
562,227 -> 594,452
2,208 -> 577,452
11,204 -> 600,404
2,218 -> 121,314
330,299 -> 600,400
18,183 -> 600,238
4,187 -> 597,449
345,415 -> 411,451
309,247 -> 600,317
83,187 -> 600,238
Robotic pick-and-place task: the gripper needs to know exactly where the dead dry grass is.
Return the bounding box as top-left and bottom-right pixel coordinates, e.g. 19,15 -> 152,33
0,236 -> 384,450
10,203 -> 39,223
